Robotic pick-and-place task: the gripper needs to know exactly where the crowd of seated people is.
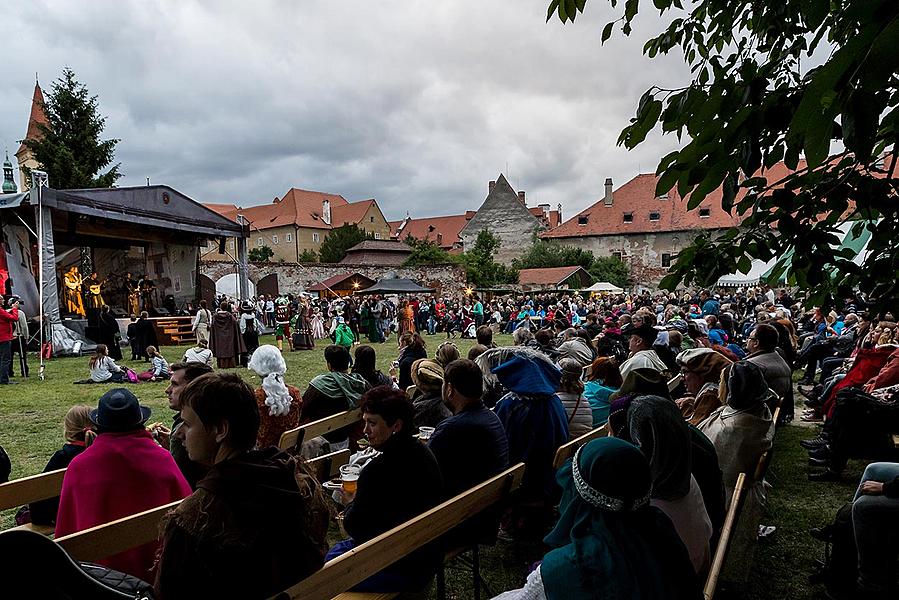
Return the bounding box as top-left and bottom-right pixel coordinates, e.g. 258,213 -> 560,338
8,284 -> 899,598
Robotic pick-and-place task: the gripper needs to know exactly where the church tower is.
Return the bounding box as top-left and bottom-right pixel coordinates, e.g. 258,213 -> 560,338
15,80 -> 50,191
2,152 -> 17,194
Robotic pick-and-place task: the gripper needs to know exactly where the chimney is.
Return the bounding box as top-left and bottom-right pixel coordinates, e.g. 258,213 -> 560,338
539,203 -> 550,217
518,191 -> 526,204
322,199 -> 331,225
604,178 -> 613,206
558,203 -> 563,222
489,180 -> 496,193
436,233 -> 443,246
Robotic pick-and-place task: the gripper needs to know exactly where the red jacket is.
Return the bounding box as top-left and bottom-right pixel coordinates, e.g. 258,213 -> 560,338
0,306 -> 18,343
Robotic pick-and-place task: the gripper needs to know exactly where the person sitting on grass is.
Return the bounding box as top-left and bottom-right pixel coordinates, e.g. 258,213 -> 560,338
27,405 -> 97,526
493,437 -> 700,600
55,388 -> 191,581
89,343 -> 127,383
248,344 -> 302,449
326,385 -> 444,593
155,372 -> 330,599
149,362 -> 215,489
138,345 -> 170,381
181,338 -> 213,366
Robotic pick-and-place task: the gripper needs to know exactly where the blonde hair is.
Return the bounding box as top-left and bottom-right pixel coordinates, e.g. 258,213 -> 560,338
146,346 -> 162,359
64,405 -> 97,446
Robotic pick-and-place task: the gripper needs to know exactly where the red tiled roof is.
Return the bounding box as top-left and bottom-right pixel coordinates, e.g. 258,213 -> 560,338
529,206 -> 562,229
391,213 -> 473,249
17,83 -> 50,156
204,203 -> 241,222
543,160 -> 819,239
241,188 -> 349,231
332,199 -> 375,226
345,240 -> 412,253
518,266 -> 589,286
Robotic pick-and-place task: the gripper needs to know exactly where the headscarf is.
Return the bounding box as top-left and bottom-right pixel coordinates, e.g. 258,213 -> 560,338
247,345 -> 293,417
676,348 -> 732,383
609,395 -> 692,501
610,368 -> 671,401
725,361 -> 773,412
411,358 -> 444,395
541,437 -> 699,600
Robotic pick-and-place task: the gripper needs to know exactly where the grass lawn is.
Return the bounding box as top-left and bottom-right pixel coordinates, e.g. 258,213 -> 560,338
0,335 -> 876,598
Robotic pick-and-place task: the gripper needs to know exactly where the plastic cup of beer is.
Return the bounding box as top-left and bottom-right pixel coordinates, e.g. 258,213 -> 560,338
340,464 -> 360,495
418,426 -> 435,440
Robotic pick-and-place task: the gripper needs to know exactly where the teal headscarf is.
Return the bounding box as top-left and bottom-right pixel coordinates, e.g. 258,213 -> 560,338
541,437 -> 700,600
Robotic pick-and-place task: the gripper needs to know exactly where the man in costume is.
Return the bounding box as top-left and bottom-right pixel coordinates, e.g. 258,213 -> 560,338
274,296 -> 293,351
63,266 -> 85,317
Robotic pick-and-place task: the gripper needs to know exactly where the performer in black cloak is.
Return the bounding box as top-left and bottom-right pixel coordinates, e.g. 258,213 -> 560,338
133,310 -> 159,361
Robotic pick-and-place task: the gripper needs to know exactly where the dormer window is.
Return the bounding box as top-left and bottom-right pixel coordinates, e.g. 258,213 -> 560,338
657,193 -> 668,200
577,215 -> 589,225
623,213 -> 633,223
699,207 -> 711,218
649,212 -> 660,222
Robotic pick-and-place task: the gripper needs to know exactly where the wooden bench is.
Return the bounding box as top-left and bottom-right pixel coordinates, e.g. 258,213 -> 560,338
274,463 -> 526,600
279,407 -> 364,452
703,472 -> 747,600
892,433 -> 899,449
552,425 -> 608,470
54,450 -> 345,562
0,468 -> 66,536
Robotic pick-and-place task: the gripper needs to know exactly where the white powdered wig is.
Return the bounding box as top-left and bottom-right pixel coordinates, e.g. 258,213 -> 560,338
248,345 -> 292,416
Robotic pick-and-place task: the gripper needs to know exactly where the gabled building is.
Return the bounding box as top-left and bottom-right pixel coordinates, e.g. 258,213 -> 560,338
390,212 -> 475,251
459,174 -> 551,264
204,188 -> 391,263
541,173 -> 746,284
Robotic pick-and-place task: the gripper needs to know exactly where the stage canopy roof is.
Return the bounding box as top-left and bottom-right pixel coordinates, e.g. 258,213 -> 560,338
1,186 -> 246,244
355,277 -> 434,295
582,281 -> 624,293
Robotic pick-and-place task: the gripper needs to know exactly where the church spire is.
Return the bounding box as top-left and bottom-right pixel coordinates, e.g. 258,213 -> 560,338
2,152 -> 17,194
16,81 -> 50,158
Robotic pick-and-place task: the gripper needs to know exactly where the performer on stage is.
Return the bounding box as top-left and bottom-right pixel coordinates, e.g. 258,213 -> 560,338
123,272 -> 140,316
63,266 -> 86,317
84,272 -> 106,309
139,275 -> 156,311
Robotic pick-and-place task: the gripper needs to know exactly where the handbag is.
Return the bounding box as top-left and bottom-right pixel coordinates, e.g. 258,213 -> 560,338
125,368 -> 139,384
79,562 -> 155,598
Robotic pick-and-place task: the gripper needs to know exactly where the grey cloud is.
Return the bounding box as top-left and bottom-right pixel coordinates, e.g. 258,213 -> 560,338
1,0 -> 692,220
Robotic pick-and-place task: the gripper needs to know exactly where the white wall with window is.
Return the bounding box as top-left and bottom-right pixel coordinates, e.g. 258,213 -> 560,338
286,232 -> 293,242
272,234 -> 279,245
257,237 -> 264,247
374,232 -> 381,239
312,232 -> 320,242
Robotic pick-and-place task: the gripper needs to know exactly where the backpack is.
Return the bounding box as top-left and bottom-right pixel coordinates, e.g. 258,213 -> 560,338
335,324 -> 354,347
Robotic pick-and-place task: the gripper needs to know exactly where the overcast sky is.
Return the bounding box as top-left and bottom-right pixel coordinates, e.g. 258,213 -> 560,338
1,0 -> 692,220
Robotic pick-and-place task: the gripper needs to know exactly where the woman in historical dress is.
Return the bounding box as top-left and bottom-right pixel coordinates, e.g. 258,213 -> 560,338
192,299 -> 213,344
398,300 -> 415,337
293,298 -> 315,350
311,306 -> 326,340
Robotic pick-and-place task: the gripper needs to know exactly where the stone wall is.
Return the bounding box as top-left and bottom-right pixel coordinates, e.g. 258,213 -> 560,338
201,260 -> 467,296
558,230 -> 727,287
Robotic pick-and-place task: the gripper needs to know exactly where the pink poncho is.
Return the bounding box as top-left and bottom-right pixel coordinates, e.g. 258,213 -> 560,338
55,429 -> 192,581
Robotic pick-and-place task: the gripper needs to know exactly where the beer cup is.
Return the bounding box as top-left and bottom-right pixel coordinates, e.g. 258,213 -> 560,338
340,464 -> 360,495
418,426 -> 435,440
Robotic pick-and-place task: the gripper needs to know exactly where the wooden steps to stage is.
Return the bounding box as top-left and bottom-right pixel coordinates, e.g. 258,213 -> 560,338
152,317 -> 196,346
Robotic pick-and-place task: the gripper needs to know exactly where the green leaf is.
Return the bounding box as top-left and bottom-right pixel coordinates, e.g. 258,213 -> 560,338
546,0 -> 560,22
602,21 -> 614,43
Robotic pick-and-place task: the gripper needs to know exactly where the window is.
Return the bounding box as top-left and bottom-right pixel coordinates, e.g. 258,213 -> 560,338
699,207 -> 711,218
257,237 -> 264,247
623,213 -> 633,223
374,232 -> 382,239
286,232 -> 293,242
370,216 -> 375,223
657,193 -> 668,200
662,253 -> 673,268
312,232 -> 320,243
229,240 -> 235,250
612,252 -> 622,261
649,212 -> 660,222
577,215 -> 589,225
272,235 -> 279,245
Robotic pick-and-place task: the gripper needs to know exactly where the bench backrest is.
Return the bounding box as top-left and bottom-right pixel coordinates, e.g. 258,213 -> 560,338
278,407 -> 363,451
54,451 -> 342,561
273,462 -> 527,600
307,449 -> 351,482
0,468 -> 66,512
703,472 -> 747,600
552,425 -> 608,470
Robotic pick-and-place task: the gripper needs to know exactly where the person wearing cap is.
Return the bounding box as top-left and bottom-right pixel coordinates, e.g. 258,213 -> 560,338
493,437 -> 700,599
0,296 -> 20,385
618,323 -> 668,381
155,372 -> 330,599
409,358 -> 450,429
238,301 -> 260,364
675,348 -> 733,426
55,388 -> 191,580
